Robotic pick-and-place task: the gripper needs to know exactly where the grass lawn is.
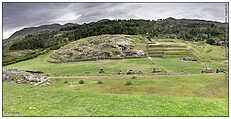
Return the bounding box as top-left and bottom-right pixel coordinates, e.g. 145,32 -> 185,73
3,74 -> 228,116
4,52 -> 226,76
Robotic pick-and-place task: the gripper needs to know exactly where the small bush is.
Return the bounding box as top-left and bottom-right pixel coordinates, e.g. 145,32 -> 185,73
97,80 -> 103,84
125,81 -> 132,86
64,80 -> 68,83
132,76 -> 136,79
79,80 -> 84,84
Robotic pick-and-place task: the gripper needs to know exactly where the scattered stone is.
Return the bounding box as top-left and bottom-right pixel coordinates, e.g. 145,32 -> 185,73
181,56 -> 197,62
3,68 -> 52,86
127,70 -> 136,75
98,69 -> 105,73
118,70 -> 123,75
152,68 -> 162,73
216,68 -> 226,73
201,66 -> 213,73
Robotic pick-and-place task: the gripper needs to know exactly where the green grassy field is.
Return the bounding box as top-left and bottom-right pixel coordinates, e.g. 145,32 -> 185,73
4,52 -> 226,76
3,75 -> 228,116
3,36 -> 228,116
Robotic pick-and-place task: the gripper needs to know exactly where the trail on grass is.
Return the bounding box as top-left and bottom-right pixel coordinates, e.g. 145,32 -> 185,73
48,73 -> 218,79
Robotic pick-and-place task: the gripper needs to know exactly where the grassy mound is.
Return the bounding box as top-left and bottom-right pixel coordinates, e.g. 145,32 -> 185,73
49,35 -> 147,63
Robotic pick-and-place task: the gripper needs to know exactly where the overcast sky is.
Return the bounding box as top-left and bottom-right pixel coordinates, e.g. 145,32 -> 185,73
3,2 -> 227,39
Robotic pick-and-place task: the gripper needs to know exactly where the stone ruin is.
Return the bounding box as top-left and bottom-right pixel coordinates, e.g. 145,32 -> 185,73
216,68 -> 226,73
201,66 -> 213,73
3,68 -> 52,86
181,56 -> 197,62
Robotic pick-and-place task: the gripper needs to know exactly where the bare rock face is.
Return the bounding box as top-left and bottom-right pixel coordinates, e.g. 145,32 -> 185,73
3,68 -> 51,86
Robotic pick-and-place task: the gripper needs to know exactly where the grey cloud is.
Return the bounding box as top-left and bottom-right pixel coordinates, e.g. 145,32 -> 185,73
3,2 -> 226,39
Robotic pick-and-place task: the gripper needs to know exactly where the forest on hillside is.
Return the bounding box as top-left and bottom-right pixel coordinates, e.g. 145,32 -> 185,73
8,17 -> 228,51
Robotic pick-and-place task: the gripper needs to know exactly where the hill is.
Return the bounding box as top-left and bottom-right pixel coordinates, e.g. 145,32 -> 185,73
4,35 -> 227,75
3,18 -> 228,65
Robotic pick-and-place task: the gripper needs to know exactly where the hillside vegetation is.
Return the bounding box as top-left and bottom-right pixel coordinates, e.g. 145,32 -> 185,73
3,18 -> 228,65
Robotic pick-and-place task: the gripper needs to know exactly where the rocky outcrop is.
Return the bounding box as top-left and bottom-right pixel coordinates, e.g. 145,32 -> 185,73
3,68 -> 51,86
49,35 -> 145,63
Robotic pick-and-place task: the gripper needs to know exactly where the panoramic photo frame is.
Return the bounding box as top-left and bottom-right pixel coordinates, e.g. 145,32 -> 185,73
1,0 -> 230,118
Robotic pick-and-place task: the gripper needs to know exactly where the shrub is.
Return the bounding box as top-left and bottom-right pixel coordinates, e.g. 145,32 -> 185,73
97,80 -> 103,84
206,38 -> 215,45
79,80 -> 84,84
132,76 -> 136,79
125,81 -> 132,86
64,80 -> 68,83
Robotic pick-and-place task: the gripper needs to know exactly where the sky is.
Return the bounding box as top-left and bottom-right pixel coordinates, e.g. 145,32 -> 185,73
3,2 -> 227,39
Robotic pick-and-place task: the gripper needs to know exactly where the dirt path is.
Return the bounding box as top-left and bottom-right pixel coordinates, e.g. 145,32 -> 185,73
48,73 -> 218,79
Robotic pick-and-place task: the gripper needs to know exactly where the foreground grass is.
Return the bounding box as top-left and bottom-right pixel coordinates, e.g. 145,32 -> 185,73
59,74 -> 228,98
3,74 -> 228,116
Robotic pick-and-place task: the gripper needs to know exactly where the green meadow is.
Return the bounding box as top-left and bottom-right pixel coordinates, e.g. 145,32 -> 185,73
3,74 -> 228,116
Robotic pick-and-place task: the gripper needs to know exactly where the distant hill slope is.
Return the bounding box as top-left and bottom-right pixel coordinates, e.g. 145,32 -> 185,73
9,24 -> 63,39
3,17 -> 228,65
3,24 -> 65,49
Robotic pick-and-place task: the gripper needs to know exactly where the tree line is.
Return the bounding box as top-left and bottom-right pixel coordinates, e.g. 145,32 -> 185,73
9,18 -> 228,50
